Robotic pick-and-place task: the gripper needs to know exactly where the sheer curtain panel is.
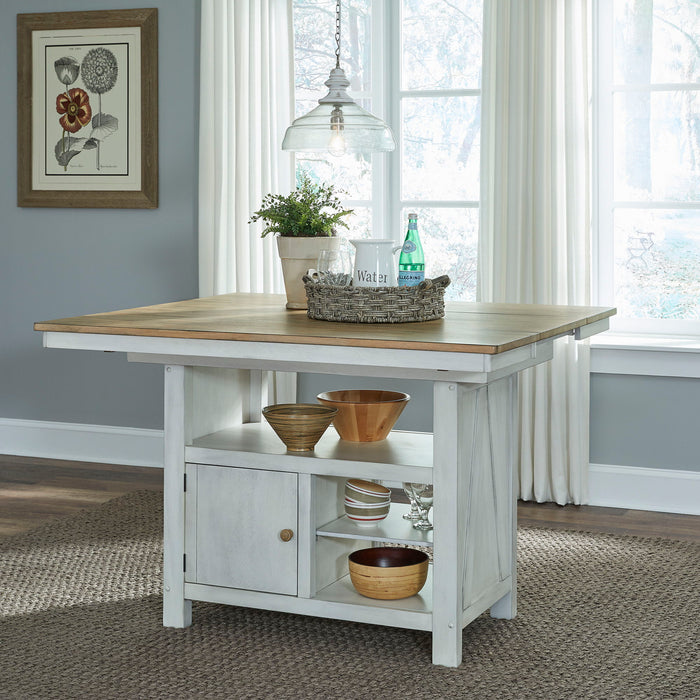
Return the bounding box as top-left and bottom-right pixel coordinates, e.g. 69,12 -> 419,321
479,0 -> 591,504
199,0 -> 296,402
199,0 -> 294,297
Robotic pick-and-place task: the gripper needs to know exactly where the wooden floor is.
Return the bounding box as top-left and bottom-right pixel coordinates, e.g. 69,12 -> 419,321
0,454 -> 163,537
0,454 -> 698,541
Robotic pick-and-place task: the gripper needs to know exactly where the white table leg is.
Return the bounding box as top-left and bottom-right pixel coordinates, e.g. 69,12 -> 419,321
490,373 -> 518,619
432,375 -> 519,665
163,364 -> 192,628
431,381 -> 469,667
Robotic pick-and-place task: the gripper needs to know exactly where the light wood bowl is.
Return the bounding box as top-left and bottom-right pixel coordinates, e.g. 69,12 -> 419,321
262,403 -> 337,452
348,547 -> 429,600
316,390 -> 410,442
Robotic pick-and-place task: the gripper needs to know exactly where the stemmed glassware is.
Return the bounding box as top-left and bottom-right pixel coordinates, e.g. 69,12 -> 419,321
401,482 -> 420,521
408,483 -> 433,531
402,483 -> 434,530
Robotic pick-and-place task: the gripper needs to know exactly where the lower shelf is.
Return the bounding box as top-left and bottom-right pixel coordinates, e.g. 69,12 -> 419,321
183,568 -> 433,632
184,570 -> 510,634
313,568 -> 433,615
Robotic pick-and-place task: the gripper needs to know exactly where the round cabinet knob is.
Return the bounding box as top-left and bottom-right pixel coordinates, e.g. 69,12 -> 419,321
279,528 -> 294,542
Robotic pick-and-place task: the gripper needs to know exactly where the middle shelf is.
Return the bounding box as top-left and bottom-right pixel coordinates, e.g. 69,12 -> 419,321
317,507 -> 434,547
186,422 -> 434,481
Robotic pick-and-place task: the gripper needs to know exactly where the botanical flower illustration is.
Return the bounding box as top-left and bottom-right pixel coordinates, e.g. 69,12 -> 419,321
51,45 -> 120,172
81,47 -> 118,94
54,56 -> 79,86
56,88 -> 92,133
80,47 -> 119,170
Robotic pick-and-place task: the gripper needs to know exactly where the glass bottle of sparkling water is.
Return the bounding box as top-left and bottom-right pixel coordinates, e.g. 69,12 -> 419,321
397,212 -> 425,286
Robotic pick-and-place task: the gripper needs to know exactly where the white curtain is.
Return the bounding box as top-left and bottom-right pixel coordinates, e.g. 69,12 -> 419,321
199,0 -> 296,402
199,0 -> 294,297
479,0 -> 591,504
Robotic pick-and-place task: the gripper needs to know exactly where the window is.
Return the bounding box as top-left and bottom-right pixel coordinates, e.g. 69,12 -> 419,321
595,0 -> 700,334
292,0 -> 484,301
293,1 -> 700,330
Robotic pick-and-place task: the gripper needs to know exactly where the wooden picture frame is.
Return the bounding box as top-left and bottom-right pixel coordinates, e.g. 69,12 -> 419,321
17,8 -> 158,208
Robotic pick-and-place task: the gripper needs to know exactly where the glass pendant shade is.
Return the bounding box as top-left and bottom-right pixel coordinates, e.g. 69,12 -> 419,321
282,52 -> 395,155
282,102 -> 396,154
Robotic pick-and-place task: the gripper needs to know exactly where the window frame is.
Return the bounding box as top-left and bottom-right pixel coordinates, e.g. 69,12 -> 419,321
592,0 -> 700,338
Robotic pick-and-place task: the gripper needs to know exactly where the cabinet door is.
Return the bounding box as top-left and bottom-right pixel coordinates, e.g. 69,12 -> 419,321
185,464 -> 298,595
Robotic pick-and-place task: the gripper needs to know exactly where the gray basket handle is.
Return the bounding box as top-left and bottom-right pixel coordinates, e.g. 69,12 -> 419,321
418,275 -> 450,291
432,275 -> 451,289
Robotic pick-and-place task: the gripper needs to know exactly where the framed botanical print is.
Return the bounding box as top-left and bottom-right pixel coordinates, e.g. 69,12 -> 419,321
17,8 -> 158,208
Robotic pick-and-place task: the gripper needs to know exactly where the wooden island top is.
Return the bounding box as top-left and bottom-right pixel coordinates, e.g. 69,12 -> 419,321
35,292 -> 616,355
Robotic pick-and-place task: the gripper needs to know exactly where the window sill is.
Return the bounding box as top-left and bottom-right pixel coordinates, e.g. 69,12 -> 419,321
590,332 -> 700,378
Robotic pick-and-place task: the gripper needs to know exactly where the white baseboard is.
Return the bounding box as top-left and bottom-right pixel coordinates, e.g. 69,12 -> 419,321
0,418 -> 164,468
2,419 -> 698,515
589,463 -> 700,515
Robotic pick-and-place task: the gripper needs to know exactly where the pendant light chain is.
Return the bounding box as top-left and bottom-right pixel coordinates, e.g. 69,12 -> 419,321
335,0 -> 341,69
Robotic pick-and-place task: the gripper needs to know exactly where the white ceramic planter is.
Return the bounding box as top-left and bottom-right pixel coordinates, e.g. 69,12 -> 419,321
276,236 -> 341,310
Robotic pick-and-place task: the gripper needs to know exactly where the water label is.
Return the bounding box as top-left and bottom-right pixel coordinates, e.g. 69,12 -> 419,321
398,270 -> 425,287
356,269 -> 391,286
402,241 -> 417,253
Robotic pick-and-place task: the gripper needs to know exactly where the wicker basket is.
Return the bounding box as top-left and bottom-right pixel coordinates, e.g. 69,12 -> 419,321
303,275 -> 450,324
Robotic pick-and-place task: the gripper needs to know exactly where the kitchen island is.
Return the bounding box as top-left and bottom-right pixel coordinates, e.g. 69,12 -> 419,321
35,293 -> 615,667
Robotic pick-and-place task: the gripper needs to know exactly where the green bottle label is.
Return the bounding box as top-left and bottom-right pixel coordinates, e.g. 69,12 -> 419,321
398,270 -> 425,286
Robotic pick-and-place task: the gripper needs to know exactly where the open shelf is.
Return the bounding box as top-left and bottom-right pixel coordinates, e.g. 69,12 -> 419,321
186,423 -> 434,481
313,567 -> 433,618
317,507 -> 433,547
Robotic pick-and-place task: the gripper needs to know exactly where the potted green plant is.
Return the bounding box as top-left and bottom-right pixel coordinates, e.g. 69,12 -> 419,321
250,174 -> 353,309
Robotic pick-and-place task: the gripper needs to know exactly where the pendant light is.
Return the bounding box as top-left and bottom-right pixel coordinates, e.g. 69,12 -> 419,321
282,0 -> 396,156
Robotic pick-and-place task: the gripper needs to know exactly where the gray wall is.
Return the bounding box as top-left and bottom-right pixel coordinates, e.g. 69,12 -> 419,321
1,0 -> 199,430
590,373 -> 700,471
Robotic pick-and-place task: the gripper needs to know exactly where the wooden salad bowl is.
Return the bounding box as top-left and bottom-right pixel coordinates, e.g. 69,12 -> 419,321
316,389 -> 409,442
348,546 -> 429,600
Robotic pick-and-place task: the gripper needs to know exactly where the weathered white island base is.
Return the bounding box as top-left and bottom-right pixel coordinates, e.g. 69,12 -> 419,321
36,294 -> 614,667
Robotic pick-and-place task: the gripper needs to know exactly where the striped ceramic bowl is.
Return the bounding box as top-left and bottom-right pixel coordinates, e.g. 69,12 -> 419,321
344,495 -> 391,507
345,478 -> 391,504
344,497 -> 390,526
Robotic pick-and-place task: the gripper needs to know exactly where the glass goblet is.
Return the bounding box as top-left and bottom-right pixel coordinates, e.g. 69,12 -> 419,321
411,483 -> 433,531
401,482 -> 420,520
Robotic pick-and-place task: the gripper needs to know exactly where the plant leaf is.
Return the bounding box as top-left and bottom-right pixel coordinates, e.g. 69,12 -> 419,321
90,113 -> 118,141
54,136 -> 91,166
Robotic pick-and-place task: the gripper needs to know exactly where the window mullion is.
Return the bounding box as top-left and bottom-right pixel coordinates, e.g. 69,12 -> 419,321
593,0 -> 615,308
372,0 -> 401,242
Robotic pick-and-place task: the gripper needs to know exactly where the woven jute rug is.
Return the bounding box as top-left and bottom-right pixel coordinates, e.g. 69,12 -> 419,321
1,491 -> 698,700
